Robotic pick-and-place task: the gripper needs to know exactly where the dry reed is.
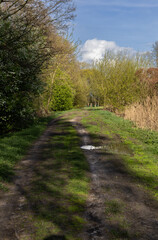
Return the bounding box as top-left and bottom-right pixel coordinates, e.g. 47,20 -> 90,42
124,95 -> 158,131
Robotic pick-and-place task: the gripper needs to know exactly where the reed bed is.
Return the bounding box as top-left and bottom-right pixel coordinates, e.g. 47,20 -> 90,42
124,95 -> 158,131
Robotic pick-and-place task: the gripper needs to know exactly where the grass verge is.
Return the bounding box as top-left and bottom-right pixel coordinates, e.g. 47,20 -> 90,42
0,115 -> 57,191
81,108 -> 158,199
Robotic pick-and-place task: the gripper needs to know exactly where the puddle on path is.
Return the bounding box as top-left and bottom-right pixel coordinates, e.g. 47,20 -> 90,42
81,145 -> 104,150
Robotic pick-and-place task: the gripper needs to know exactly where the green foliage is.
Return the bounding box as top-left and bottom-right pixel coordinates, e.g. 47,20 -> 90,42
82,50 -> 151,110
0,16 -> 46,132
73,75 -> 89,108
0,0 -> 76,133
98,51 -> 150,109
51,69 -> 74,111
80,68 -> 104,106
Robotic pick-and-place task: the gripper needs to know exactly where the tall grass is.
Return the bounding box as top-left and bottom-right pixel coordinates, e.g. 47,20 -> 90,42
124,95 -> 158,131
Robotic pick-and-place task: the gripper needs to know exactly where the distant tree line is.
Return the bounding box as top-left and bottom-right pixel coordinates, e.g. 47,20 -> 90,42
80,50 -> 154,111
1,0 -> 158,134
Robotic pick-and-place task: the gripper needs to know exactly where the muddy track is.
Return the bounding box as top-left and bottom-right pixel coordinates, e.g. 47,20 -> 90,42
70,116 -> 158,240
0,117 -> 61,240
70,118 -> 108,240
0,114 -> 158,240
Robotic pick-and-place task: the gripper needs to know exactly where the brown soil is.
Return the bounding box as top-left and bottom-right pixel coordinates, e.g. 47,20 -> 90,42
70,115 -> 158,240
0,112 -> 158,240
0,117 -> 61,240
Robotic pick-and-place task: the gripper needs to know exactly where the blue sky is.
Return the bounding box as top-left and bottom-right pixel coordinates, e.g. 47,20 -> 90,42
73,0 -> 158,61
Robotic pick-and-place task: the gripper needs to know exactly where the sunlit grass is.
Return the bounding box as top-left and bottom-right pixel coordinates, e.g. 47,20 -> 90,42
80,108 -> 158,199
0,116 -> 56,190
26,119 -> 90,240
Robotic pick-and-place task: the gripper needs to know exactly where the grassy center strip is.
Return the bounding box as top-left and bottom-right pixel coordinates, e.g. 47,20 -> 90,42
27,119 -> 89,240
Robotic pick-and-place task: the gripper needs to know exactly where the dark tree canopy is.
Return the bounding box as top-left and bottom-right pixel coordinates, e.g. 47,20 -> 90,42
0,0 -> 76,133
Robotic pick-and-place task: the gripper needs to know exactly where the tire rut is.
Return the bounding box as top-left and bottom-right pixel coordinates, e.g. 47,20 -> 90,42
69,116 -> 158,240
0,114 -> 158,240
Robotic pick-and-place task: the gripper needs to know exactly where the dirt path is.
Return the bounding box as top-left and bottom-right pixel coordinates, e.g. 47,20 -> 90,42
0,117 -> 61,240
0,112 -> 158,240
70,115 -> 158,240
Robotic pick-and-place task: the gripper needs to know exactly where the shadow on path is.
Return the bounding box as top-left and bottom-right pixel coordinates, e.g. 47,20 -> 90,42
44,235 -> 66,240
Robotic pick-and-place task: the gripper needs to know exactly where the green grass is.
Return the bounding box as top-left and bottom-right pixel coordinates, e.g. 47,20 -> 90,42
1,107 -> 158,239
0,115 -> 57,190
25,119 -> 89,240
0,112 -> 89,239
105,199 -> 130,239
105,199 -> 124,215
80,108 -> 158,199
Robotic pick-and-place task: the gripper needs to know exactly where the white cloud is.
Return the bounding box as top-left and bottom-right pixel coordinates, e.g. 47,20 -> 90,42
80,39 -> 135,62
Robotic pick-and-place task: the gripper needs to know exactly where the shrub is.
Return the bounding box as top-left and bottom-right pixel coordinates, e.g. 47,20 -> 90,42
51,69 -> 74,111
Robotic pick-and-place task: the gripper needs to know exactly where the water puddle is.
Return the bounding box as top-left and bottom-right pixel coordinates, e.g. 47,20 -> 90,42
81,145 -> 104,150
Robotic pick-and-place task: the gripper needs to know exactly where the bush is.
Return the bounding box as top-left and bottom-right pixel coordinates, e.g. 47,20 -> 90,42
91,51 -> 151,110
51,69 -> 74,111
0,17 -> 45,133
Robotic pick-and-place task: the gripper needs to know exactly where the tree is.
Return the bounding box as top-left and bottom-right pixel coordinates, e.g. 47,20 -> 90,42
38,35 -> 90,112
38,36 -> 76,112
0,0 -> 76,31
0,0 -> 76,132
152,41 -> 158,67
51,69 -> 74,111
81,50 -> 151,111
0,17 -> 46,131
